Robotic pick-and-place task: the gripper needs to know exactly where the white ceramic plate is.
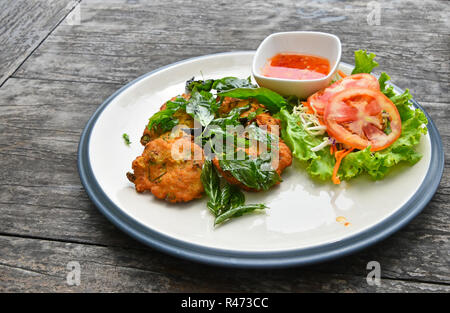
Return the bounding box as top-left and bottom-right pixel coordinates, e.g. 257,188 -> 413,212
78,51 -> 443,267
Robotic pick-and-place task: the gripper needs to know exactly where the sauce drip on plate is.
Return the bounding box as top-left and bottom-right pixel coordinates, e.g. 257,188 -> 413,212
262,53 -> 330,80
336,216 -> 351,227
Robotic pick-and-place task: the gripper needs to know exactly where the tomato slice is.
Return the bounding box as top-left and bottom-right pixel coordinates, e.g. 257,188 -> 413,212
308,73 -> 380,115
324,88 -> 401,151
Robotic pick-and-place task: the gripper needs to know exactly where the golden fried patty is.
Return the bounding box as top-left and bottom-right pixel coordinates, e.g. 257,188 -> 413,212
255,112 -> 281,136
127,136 -> 205,203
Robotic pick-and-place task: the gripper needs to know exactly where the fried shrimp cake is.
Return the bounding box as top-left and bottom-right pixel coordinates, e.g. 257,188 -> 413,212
127,136 -> 205,203
254,112 -> 281,136
140,94 -> 193,145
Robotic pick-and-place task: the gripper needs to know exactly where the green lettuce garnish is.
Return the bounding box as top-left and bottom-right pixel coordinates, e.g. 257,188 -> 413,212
277,108 -> 335,180
352,50 -> 379,74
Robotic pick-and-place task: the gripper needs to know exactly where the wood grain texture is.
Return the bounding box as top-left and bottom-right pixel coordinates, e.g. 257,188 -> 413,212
1,235 -> 449,292
0,0 -> 80,86
0,0 -> 449,292
12,0 -> 450,103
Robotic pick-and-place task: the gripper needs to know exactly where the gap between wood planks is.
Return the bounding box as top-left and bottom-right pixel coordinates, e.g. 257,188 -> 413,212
0,0 -> 82,89
0,233 -> 448,291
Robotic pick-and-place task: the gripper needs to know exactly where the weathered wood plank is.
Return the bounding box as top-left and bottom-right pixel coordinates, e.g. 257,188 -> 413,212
0,78 -> 136,247
11,0 -> 450,103
0,235 -> 448,292
0,0 -> 448,292
0,78 -> 448,285
0,0 -> 80,86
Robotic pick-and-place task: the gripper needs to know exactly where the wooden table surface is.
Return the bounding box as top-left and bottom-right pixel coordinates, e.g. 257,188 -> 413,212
0,0 -> 448,292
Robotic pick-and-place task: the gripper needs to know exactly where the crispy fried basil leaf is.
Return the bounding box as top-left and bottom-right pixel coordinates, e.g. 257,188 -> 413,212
147,96 -> 188,132
201,160 -> 267,225
185,91 -> 218,127
201,160 -> 222,215
246,123 -> 275,148
211,105 -> 251,128
218,87 -> 287,114
212,76 -> 256,91
219,184 -> 245,211
186,77 -> 214,92
214,204 -> 267,225
219,157 -> 281,191
186,76 -> 255,92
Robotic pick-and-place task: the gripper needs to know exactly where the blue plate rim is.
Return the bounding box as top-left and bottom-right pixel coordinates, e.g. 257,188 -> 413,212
77,51 -> 444,268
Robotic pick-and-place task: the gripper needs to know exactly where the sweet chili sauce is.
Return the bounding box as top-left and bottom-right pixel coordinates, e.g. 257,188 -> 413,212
262,53 -> 330,80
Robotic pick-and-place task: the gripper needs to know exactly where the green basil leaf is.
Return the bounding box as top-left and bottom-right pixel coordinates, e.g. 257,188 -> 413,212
186,77 -> 214,92
201,160 -> 221,215
219,157 -> 281,191
147,96 -> 188,132
186,91 -> 218,127
212,76 -> 256,91
246,123 -> 275,148
214,204 -> 267,225
218,87 -> 286,114
122,133 -> 131,145
211,105 -> 250,128
219,184 -> 245,210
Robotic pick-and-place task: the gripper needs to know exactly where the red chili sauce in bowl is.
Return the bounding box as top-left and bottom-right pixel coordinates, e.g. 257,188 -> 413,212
262,53 -> 330,80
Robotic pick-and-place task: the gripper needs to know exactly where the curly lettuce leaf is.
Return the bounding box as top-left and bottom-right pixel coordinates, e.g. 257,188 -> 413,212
351,50 -> 379,74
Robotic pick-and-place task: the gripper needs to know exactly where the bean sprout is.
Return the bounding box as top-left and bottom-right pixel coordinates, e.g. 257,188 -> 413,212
292,100 -> 327,136
311,137 -> 331,151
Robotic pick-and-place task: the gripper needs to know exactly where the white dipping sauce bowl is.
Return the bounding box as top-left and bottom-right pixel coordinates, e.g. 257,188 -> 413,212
252,31 -> 342,99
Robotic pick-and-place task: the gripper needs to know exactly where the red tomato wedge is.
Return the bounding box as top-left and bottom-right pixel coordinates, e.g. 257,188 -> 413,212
308,73 -> 380,115
324,88 -> 402,152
